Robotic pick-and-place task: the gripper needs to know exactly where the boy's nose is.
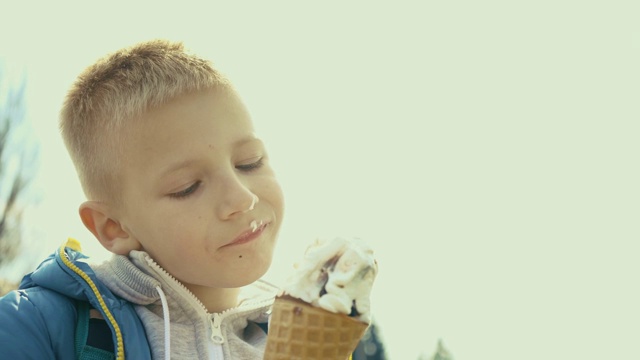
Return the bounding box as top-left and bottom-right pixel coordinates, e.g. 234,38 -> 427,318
217,175 -> 258,219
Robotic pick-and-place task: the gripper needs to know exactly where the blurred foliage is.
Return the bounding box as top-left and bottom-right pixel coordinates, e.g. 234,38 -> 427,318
353,323 -> 456,360
0,277 -> 18,296
418,339 -> 454,360
353,322 -> 387,360
0,66 -> 35,272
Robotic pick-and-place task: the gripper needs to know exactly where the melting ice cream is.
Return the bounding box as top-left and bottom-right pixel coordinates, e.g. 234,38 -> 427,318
281,237 -> 378,323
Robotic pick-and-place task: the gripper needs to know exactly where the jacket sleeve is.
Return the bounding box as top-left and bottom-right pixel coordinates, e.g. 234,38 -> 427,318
0,289 -> 63,360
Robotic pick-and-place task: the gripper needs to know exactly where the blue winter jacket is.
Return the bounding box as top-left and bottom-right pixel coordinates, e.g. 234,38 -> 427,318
0,239 -> 151,359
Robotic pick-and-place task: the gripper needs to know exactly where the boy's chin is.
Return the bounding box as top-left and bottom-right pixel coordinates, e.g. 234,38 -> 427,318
225,260 -> 272,287
234,267 -> 271,287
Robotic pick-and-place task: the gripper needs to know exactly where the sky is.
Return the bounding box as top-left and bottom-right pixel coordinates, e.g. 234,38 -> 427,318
1,1 -> 639,359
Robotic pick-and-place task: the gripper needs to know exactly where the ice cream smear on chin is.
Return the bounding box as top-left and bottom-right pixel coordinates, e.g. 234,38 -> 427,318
281,237 -> 378,323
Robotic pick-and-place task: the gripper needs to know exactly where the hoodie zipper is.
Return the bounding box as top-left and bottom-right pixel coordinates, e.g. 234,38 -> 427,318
209,313 -> 225,359
144,256 -> 275,358
145,257 -> 210,315
207,302 -> 272,360
145,256 -> 224,359
210,313 -> 224,344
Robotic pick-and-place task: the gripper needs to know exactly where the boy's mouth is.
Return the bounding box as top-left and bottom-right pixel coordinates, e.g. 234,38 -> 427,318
224,220 -> 268,247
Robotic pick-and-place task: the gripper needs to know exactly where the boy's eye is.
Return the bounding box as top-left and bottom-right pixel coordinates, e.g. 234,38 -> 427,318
236,157 -> 264,171
169,181 -> 201,199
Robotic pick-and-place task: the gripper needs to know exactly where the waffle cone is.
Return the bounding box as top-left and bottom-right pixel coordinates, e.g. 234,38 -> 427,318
264,295 -> 368,360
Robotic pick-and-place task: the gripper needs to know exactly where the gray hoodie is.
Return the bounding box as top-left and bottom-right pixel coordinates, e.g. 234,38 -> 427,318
93,250 -> 277,360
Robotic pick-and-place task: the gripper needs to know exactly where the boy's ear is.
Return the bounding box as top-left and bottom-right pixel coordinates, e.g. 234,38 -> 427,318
79,201 -> 141,255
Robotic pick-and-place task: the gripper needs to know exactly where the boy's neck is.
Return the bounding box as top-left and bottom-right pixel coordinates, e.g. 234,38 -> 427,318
187,284 -> 242,313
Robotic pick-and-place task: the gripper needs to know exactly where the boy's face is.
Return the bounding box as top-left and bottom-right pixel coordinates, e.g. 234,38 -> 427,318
115,87 -> 284,289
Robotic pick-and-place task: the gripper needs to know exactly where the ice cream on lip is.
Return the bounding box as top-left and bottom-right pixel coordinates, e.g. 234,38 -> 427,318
250,219 -> 264,232
280,237 -> 378,323
225,219 -> 268,247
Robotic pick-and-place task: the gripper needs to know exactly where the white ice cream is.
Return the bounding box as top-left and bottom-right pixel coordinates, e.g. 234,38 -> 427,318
281,237 -> 378,323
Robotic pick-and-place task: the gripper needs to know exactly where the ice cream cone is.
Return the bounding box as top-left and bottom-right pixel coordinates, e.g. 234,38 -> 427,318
264,295 -> 368,360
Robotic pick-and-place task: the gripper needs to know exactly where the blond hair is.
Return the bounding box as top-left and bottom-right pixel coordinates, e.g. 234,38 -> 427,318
60,39 -> 229,203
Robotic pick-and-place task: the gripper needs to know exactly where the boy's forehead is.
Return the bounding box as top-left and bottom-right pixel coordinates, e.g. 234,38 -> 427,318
115,87 -> 256,153
141,87 -> 246,121
127,87 -> 246,130
121,103 -> 260,168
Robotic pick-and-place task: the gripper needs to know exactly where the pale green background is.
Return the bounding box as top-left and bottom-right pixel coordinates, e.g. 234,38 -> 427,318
1,1 -> 638,359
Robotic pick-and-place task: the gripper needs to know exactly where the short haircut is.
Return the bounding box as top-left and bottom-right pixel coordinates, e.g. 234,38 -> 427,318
60,39 -> 230,203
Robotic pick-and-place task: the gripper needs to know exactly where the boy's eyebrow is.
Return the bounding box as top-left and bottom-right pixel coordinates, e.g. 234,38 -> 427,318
159,136 -> 264,176
233,135 -> 263,148
160,159 -> 200,177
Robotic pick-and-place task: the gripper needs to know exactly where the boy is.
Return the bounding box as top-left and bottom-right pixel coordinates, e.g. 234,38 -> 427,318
0,39 -> 285,359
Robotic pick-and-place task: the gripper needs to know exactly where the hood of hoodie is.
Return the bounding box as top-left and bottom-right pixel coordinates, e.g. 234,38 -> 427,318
92,250 -> 278,320
92,250 -> 279,359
